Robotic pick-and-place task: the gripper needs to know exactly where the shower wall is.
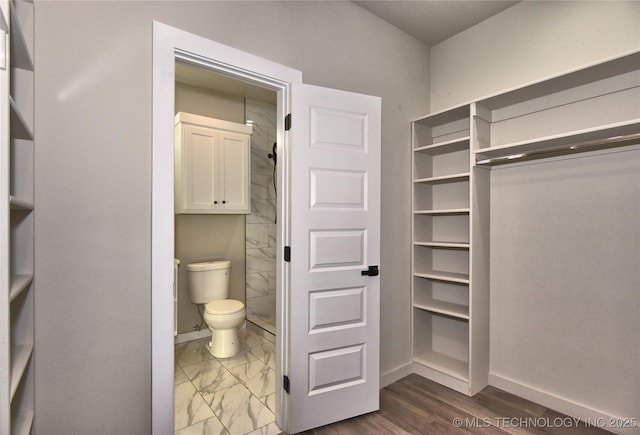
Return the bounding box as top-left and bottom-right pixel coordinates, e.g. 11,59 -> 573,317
245,99 -> 277,334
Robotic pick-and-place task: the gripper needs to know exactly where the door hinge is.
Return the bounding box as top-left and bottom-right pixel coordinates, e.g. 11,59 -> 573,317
284,246 -> 291,262
283,375 -> 290,394
285,113 -> 292,131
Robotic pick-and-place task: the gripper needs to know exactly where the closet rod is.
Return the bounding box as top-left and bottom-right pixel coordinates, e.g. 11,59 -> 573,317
475,132 -> 640,166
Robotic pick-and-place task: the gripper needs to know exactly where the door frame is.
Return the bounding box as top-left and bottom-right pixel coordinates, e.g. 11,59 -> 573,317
152,21 -> 301,434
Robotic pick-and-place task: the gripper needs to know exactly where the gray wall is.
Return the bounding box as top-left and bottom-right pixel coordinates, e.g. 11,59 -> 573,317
430,0 -> 640,111
430,0 -> 640,422
34,1 -> 430,433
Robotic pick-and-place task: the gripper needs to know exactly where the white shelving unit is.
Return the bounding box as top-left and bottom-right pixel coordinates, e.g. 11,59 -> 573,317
1,1 -> 35,434
411,104 -> 490,395
411,48 -> 639,397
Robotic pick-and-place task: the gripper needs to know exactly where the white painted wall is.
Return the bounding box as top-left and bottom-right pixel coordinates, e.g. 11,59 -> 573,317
34,2 -> 429,432
430,0 -> 640,111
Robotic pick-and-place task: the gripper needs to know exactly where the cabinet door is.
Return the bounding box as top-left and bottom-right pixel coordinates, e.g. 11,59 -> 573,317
182,125 -> 219,211
218,131 -> 250,213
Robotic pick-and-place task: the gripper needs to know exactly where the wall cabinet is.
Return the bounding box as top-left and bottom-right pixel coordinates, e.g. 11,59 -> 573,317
411,49 -> 639,397
1,0 -> 36,433
175,112 -> 252,214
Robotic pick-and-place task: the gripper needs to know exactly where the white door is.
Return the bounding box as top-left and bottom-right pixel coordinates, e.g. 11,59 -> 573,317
287,83 -> 381,433
183,125 -> 218,211
218,131 -> 250,213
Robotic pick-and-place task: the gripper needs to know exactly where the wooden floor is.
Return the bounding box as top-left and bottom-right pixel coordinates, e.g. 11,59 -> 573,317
295,374 -> 611,434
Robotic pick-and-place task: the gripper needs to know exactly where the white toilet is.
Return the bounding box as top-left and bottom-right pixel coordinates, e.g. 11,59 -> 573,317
186,260 -> 245,358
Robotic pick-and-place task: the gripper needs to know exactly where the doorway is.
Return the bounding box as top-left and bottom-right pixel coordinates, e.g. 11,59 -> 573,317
153,22 -> 382,435
172,62 -> 280,433
152,21 -> 302,434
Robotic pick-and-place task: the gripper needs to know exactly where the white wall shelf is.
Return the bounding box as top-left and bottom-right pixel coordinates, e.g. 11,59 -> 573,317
9,344 -> 33,400
9,274 -> 32,302
414,350 -> 469,382
414,301 -> 469,320
414,271 -> 469,285
414,242 -> 469,249
414,172 -> 470,184
475,119 -> 640,164
414,208 -> 469,215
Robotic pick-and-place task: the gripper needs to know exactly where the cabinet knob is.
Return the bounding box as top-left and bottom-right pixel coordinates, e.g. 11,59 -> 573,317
214,201 -> 218,204
222,200 -> 226,204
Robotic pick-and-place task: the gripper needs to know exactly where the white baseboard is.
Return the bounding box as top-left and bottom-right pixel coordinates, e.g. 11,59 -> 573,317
380,362 -> 413,388
174,329 -> 211,344
489,373 -> 639,435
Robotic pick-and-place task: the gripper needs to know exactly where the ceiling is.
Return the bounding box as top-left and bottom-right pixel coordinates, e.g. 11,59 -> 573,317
175,62 -> 277,104
354,0 -> 519,47
176,1 -> 520,101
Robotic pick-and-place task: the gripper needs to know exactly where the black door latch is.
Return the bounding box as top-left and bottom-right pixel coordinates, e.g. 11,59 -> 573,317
361,265 -> 379,276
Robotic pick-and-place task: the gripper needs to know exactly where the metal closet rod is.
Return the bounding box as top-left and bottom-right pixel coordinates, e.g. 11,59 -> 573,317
476,132 -> 640,166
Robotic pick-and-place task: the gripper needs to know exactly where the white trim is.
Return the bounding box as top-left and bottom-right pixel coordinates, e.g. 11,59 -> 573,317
152,21 -> 301,434
174,329 -> 211,345
489,373 -> 636,435
379,362 -> 413,389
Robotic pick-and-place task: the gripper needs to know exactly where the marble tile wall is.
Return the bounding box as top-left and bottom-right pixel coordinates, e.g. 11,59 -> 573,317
245,99 -> 277,333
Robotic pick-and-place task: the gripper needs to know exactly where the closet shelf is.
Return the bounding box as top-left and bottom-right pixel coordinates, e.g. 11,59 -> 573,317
475,119 -> 640,165
10,343 -> 34,401
414,271 -> 470,284
10,97 -> 34,140
414,172 -> 470,184
414,300 -> 469,320
413,104 -> 470,126
414,242 -> 469,249
9,274 -> 33,302
12,410 -> 35,435
9,195 -> 34,211
414,136 -> 470,155
9,1 -> 34,71
414,350 -> 469,382
414,208 -> 470,216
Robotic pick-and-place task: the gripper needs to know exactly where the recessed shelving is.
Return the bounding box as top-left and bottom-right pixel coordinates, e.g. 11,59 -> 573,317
414,350 -> 469,382
414,271 -> 469,284
9,97 -> 33,141
414,172 -> 470,184
414,208 -> 470,215
414,136 -> 470,154
2,2 -> 36,431
9,344 -> 33,400
9,274 -> 33,302
414,300 -> 469,320
414,241 -> 469,249
9,195 -> 33,211
11,411 -> 34,435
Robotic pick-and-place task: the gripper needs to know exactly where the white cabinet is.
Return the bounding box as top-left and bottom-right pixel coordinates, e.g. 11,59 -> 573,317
1,1 -> 36,434
175,112 -> 252,214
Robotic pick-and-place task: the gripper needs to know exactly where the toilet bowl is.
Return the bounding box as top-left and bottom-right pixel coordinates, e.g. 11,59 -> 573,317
186,260 -> 245,358
203,299 -> 245,358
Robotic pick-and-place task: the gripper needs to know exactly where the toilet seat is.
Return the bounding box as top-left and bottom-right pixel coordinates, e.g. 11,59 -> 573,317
205,299 -> 244,315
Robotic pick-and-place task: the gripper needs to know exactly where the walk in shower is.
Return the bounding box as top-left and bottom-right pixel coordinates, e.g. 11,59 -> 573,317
245,99 -> 277,335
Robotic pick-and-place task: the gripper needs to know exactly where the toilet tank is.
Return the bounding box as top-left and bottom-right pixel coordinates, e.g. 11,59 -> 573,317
186,260 -> 231,303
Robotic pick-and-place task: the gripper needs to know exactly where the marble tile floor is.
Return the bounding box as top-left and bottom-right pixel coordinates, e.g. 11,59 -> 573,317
175,328 -> 280,435
247,317 -> 276,336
